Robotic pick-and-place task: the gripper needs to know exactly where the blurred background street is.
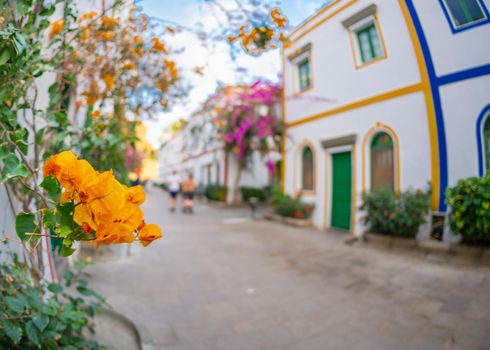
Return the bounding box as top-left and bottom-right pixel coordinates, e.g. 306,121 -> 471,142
88,188 -> 490,350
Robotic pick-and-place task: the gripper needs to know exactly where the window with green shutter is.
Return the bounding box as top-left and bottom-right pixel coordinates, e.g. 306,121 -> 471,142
442,0 -> 487,28
297,58 -> 311,92
484,117 -> 490,174
355,23 -> 383,64
371,132 -> 395,191
302,145 -> 314,190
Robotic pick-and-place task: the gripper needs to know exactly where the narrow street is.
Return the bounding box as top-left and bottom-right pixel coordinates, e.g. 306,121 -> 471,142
88,188 -> 490,350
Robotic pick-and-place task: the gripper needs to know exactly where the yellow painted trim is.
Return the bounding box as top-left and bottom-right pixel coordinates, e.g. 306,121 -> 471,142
398,0 -> 439,210
350,144 -> 357,235
288,0 -> 342,39
287,82 -> 423,128
361,123 -> 401,194
290,0 -> 359,44
280,50 -> 287,192
293,139 -> 318,194
349,15 -> 388,70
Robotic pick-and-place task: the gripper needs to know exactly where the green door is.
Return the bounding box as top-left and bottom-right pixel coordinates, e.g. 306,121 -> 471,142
331,151 -> 352,230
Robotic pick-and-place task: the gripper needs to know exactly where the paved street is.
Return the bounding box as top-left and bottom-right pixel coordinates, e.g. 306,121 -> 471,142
88,188 -> 490,350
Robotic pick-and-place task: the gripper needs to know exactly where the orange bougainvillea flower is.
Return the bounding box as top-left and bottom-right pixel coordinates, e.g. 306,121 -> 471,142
58,159 -> 97,193
102,16 -> 119,29
122,61 -> 136,70
151,37 -> 167,53
49,19 -> 64,39
79,27 -> 89,40
43,150 -> 78,178
80,10 -> 98,22
43,151 -> 162,248
270,8 -> 287,28
94,222 -> 135,246
102,74 -> 115,91
126,185 -> 146,205
164,59 -> 178,80
82,80 -> 101,106
133,36 -> 144,45
90,110 -> 102,119
100,31 -> 115,41
138,224 -> 162,247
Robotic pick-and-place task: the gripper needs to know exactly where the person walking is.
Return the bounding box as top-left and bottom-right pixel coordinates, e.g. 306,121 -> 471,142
166,170 -> 181,212
181,173 -> 196,213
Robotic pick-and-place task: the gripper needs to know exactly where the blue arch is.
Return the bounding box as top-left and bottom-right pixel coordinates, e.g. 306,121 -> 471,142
476,104 -> 490,176
405,0 -> 449,212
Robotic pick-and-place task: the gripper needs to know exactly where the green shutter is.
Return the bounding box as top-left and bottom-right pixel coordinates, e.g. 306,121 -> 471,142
356,23 -> 383,63
331,151 -> 352,230
298,58 -> 311,91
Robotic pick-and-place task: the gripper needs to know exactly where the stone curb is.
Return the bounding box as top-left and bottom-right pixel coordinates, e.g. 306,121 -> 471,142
97,308 -> 154,350
364,233 -> 490,266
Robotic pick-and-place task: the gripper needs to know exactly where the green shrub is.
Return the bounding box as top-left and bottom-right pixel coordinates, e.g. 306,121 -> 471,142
272,190 -> 314,219
446,175 -> 490,244
204,185 -> 228,202
240,186 -> 267,202
361,187 -> 430,238
153,182 -> 168,191
0,256 -> 106,349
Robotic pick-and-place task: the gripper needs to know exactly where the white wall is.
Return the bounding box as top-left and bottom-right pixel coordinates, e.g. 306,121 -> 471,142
285,92 -> 431,233
284,0 -> 421,125
440,75 -> 490,185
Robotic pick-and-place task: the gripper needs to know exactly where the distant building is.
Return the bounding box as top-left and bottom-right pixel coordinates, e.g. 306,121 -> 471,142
158,86 -> 273,202
282,0 -> 490,240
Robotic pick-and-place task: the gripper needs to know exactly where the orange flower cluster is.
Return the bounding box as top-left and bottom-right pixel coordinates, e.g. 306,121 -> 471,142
151,37 -> 167,53
43,151 -> 162,247
270,8 -> 287,28
49,19 -> 64,39
226,8 -> 288,56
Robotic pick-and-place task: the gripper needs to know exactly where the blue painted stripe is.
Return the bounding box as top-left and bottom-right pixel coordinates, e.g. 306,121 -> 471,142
438,64 -> 490,86
405,0 -> 449,212
476,104 -> 490,176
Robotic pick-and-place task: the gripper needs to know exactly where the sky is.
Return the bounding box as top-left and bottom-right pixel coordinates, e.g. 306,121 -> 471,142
139,0 -> 328,148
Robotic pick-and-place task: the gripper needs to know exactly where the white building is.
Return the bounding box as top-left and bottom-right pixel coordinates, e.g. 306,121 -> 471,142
158,86 -> 273,203
282,0 -> 490,239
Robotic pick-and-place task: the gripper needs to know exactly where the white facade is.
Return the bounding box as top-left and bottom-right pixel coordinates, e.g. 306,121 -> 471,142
282,0 -> 490,237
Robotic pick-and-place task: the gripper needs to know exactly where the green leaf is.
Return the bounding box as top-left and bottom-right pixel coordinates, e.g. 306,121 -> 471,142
47,283 -> 62,294
40,176 -> 61,202
60,245 -> 76,257
56,226 -> 72,238
1,320 -> 21,344
56,202 -> 74,228
15,212 -> 36,241
32,313 -> 49,331
5,295 -> 27,313
39,5 -> 56,17
42,209 -> 57,229
25,320 -> 39,346
1,153 -> 29,183
0,49 -> 10,66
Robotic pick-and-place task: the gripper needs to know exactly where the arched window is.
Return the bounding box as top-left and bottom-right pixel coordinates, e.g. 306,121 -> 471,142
371,132 -> 394,191
302,145 -> 314,191
484,117 -> 490,174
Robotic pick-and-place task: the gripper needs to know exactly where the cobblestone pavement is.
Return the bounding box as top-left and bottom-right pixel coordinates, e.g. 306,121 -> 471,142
88,188 -> 490,350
